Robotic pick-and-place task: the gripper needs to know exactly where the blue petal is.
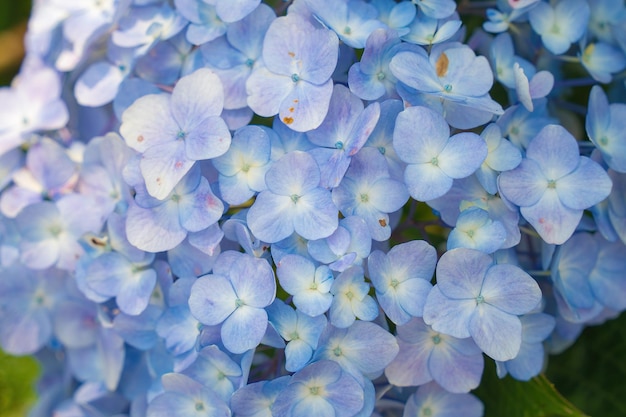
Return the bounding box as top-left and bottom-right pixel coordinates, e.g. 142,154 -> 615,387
556,156 -> 612,210
188,274 -> 236,325
469,303 -> 522,361
404,162 -> 453,202
222,305 -> 268,353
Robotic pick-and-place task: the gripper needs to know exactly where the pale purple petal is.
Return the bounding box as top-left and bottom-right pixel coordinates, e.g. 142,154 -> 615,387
469,303 -> 522,361
526,125 -> 579,179
222,305 -> 268,353
188,274 -> 236,325
438,132 -> 488,178
423,286 -> 474,339
435,248 -> 492,299
481,264 -> 541,314
120,94 -> 177,153
521,190 -> 582,245
556,156 -> 612,210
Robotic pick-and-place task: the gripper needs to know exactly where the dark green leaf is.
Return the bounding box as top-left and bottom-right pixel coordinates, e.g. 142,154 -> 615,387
546,312 -> 626,416
475,359 -> 589,417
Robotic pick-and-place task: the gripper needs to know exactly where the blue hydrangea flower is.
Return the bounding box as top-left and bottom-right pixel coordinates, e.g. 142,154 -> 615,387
307,216 -> 371,272
411,0 -> 457,19
588,0 -> 626,43
332,147 -> 408,241
402,10 -> 462,45
390,42 -> 503,129
586,85 -> 626,173
80,213 -> 157,316
271,360 -> 365,417
368,240 -> 436,325
347,29 -> 406,101
276,254 -> 334,317
427,175 -> 521,249
475,123 -> 522,195
120,68 -> 231,199
370,0 -> 416,36
201,4 -> 275,112
489,32 -> 535,89
246,15 -> 338,132
125,165 -> 224,253
307,85 -> 380,188
0,137 -> 77,218
247,151 -> 338,243
403,382 -> 484,417
157,279 -> 204,369
74,42 -> 135,107
188,251 -> 276,353
579,41 -> 626,84
0,65 -> 68,156
393,106 -> 488,201
499,124 -> 613,244
0,265 -> 67,355
146,373 -> 230,417
550,232 -> 601,321
15,195 -> 105,270
174,0 -> 227,45
528,0 -> 590,55
313,320 -> 399,380
589,233 -> 626,311
483,0 -> 536,33
329,265 -> 378,328
133,33 -> 196,87
213,125 -> 272,205
496,313 -> 556,381
447,207 -> 507,254
200,0 -> 261,24
363,99 -> 406,180
303,0 -> 386,48
181,345 -> 243,402
231,376 -> 290,417
112,3 -> 187,54
78,133 -> 135,218
385,317 -> 484,393
496,101 -> 556,150
266,300 -> 327,372
423,248 -> 542,361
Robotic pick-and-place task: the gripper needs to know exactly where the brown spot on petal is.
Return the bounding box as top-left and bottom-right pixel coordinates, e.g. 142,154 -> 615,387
283,117 -> 294,125
137,135 -> 144,143
289,107 -> 294,112
436,52 -> 449,78
175,161 -> 183,169
156,177 -> 162,184
288,51 -> 295,58
379,218 -> 387,227
293,99 -> 299,103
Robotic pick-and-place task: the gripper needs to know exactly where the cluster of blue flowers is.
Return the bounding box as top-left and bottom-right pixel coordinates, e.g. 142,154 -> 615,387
1,0 -> 625,415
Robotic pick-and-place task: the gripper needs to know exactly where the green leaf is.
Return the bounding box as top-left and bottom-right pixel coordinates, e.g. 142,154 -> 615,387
546,312 -> 626,416
0,349 -> 39,416
475,359 -> 589,417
